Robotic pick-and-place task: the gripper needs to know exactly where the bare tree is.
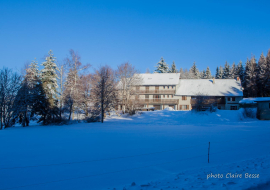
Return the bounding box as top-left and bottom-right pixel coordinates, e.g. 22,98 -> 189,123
192,93 -> 217,112
0,68 -> 22,129
63,49 -> 90,120
80,74 -> 92,117
90,66 -> 117,123
116,62 -> 142,114
57,62 -> 67,120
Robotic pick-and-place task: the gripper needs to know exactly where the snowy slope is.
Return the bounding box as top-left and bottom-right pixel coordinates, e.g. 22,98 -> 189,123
0,110 -> 270,190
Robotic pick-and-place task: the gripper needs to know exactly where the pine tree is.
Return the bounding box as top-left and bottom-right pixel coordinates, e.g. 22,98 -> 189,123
223,62 -> 231,79
237,61 -> 244,82
265,50 -> 270,96
32,80 -> 50,125
13,76 -> 31,127
231,62 -> 237,79
215,67 -> 219,79
190,62 -> 200,79
170,61 -> 177,73
40,50 -> 59,122
218,66 -> 224,79
257,52 -> 266,97
244,57 -> 258,97
12,59 -> 41,127
154,57 -> 169,73
205,66 -> 212,79
201,70 -> 206,79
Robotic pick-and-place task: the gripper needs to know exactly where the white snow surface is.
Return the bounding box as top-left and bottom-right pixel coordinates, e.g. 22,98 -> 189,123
1,110 -> 270,190
240,97 -> 270,104
137,73 -> 180,85
176,79 -> 243,96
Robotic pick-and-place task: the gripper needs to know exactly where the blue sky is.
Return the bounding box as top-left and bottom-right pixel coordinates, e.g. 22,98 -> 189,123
0,0 -> 270,74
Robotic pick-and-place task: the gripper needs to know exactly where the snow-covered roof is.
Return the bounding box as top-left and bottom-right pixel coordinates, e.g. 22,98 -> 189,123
239,97 -> 270,104
138,73 -> 180,85
175,79 -> 243,96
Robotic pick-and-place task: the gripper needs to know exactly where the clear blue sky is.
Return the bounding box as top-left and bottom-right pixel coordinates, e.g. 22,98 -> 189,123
1,0 -> 270,74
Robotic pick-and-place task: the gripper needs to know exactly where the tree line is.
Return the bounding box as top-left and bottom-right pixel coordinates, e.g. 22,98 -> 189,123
154,49 -> 270,97
0,50 -> 141,129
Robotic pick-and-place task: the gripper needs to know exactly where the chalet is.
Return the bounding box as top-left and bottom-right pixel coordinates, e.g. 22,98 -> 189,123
175,78 -> 243,110
117,73 -> 244,111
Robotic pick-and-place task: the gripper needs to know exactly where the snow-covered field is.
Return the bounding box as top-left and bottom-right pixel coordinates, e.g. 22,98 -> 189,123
1,110 -> 270,190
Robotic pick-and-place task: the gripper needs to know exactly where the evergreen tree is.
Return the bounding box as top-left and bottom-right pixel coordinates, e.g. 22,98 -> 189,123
201,70 -> 206,79
190,62 -> 200,79
205,66 -> 212,79
257,52 -> 266,97
154,57 -> 169,73
40,50 -> 59,122
231,62 -> 237,79
32,80 -> 51,125
218,66 -> 224,79
244,57 -> 258,97
265,50 -> 270,96
215,67 -> 219,78
237,60 -> 244,82
222,62 -> 231,79
170,61 -> 177,73
13,59 -> 40,127
13,76 -> 31,127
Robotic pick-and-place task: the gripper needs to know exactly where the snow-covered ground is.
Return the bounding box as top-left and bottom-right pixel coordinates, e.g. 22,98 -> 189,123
0,110 -> 270,190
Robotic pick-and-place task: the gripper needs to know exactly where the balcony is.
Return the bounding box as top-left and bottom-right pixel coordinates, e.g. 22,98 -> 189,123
135,98 -> 179,105
136,89 -> 175,94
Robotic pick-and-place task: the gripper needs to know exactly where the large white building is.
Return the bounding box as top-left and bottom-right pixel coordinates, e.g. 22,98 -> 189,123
118,73 -> 243,111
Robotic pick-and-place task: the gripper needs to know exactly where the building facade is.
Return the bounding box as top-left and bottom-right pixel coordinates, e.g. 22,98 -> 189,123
118,73 -> 244,111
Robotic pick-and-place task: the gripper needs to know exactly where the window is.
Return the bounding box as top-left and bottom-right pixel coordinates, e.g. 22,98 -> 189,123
227,97 -> 230,101
232,97 -> 235,101
167,95 -> 169,98
167,86 -> 169,89
163,86 -> 165,89
163,95 -> 165,98
172,86 -> 174,89
230,106 -> 237,110
171,95 -> 173,98
182,96 -> 187,100
180,105 -> 189,110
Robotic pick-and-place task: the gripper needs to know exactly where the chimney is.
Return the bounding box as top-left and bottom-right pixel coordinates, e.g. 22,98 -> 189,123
237,77 -> 240,81
213,78 -> 215,84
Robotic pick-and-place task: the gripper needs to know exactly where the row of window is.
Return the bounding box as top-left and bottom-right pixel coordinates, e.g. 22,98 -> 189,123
136,86 -> 175,90
145,95 -> 174,98
180,105 -> 189,110
227,97 -> 236,101
163,86 -> 174,89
